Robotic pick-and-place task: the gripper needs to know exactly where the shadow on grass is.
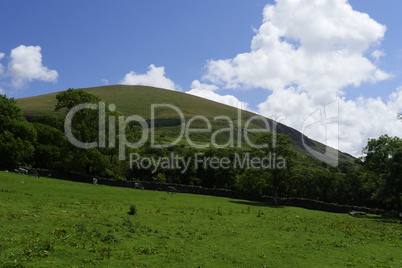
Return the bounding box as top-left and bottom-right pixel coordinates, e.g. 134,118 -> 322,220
351,214 -> 381,220
370,216 -> 402,224
229,200 -> 285,208
350,214 -> 402,224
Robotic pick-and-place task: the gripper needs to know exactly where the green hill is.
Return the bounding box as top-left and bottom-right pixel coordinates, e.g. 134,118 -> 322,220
16,85 -> 248,119
16,85 -> 354,163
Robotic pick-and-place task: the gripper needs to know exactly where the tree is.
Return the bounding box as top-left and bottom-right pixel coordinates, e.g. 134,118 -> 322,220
55,89 -> 101,174
359,135 -> 402,210
55,88 -> 134,178
32,122 -> 68,169
0,95 -> 36,168
33,114 -> 64,131
56,88 -> 101,111
56,88 -> 102,145
256,133 -> 296,205
236,168 -> 270,196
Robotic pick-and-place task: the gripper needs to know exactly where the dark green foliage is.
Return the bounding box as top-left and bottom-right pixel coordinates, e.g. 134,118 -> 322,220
255,133 -> 297,205
332,167 -> 379,207
235,168 -> 270,195
0,95 -> 36,167
32,114 -> 64,130
152,173 -> 167,183
359,135 -> 402,210
53,88 -> 128,178
32,122 -> 68,169
56,88 -> 101,144
55,88 -> 102,111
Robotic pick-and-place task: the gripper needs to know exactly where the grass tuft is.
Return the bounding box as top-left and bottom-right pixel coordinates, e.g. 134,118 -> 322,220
128,203 -> 137,215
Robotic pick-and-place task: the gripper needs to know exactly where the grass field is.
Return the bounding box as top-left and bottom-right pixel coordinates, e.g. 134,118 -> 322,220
1,171 -> 401,267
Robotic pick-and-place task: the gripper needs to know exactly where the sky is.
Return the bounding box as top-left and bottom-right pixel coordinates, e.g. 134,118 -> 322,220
1,0 -> 402,157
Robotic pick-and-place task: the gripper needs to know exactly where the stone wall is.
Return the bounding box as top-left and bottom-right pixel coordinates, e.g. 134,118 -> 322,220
97,179 -> 385,215
24,168 -> 386,215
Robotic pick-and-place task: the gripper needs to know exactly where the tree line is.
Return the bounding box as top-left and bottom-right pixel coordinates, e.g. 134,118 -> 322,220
0,89 -> 401,211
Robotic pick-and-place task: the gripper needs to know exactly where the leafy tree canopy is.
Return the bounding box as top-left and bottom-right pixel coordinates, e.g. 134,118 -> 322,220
359,134 -> 402,210
0,95 -> 36,167
255,132 -> 297,205
55,88 -> 101,111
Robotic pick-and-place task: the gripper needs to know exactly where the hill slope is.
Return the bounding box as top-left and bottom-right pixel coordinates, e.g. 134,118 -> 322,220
17,85 -> 249,119
16,85 -> 354,163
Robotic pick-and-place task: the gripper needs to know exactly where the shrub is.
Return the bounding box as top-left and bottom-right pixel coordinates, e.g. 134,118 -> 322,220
152,173 -> 167,183
128,203 -> 137,215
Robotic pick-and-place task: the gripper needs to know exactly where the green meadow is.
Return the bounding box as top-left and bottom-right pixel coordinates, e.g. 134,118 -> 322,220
0,171 -> 401,268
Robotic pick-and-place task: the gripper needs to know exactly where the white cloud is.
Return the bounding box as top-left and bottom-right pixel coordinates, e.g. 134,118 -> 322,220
371,50 -> 386,61
338,93 -> 402,155
190,80 -> 219,92
204,0 -> 389,95
121,64 -> 178,90
0,87 -> 5,95
186,80 -> 250,110
8,45 -> 58,88
258,89 -> 402,156
198,0 -> 397,156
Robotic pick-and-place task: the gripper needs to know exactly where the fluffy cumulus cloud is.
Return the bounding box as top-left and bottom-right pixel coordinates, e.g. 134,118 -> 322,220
186,80 -> 250,110
8,45 -> 58,88
204,0 -> 389,94
337,90 -> 402,155
121,64 -> 178,90
199,0 -> 401,156
258,89 -> 402,155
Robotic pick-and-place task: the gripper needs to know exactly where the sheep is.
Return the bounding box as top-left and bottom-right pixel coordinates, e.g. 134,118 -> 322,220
167,186 -> 177,194
349,211 -> 366,217
18,168 -> 28,174
134,182 -> 144,190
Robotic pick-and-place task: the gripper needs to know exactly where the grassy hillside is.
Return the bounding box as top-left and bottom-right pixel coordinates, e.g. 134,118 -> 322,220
1,171 -> 401,267
16,85 -> 354,163
16,85 -> 249,119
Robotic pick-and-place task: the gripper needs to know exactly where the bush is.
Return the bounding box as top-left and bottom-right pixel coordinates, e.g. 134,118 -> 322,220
128,204 -> 137,215
152,173 -> 167,183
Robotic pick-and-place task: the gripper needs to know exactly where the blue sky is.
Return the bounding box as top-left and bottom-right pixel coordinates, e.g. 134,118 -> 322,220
1,0 -> 402,156
0,0 -> 268,98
